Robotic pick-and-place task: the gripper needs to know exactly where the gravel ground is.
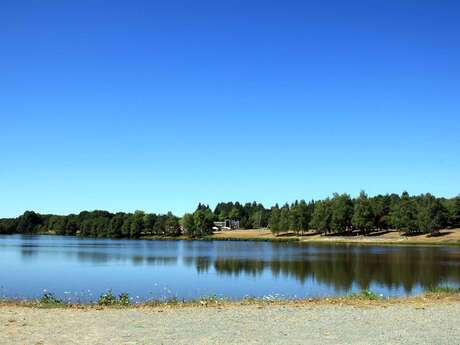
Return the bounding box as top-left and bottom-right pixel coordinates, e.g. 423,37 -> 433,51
1,301 -> 459,345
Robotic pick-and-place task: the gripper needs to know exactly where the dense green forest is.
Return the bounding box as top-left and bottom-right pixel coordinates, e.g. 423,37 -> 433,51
0,192 -> 459,239
269,192 -> 459,236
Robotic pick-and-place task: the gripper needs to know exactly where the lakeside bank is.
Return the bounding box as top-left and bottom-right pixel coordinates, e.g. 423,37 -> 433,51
10,228 -> 460,246
204,228 -> 460,245
2,293 -> 460,345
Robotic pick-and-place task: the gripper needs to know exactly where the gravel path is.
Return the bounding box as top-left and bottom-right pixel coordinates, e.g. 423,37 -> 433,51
1,302 -> 459,345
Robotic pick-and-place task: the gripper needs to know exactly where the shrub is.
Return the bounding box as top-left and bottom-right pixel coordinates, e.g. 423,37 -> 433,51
39,292 -> 62,305
350,290 -> 379,300
97,290 -> 131,306
97,290 -> 117,305
118,292 -> 130,306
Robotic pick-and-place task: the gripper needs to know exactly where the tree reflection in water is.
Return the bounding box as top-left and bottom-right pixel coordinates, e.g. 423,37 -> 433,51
185,244 -> 460,293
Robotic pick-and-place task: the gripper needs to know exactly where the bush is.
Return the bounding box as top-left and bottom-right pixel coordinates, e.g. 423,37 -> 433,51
97,290 -> 130,306
97,290 -> 117,305
118,292 -> 130,306
350,290 -> 379,300
39,292 -> 62,305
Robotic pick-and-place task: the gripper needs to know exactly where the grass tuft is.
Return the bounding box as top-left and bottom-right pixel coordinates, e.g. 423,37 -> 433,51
349,290 -> 380,300
98,290 -> 131,306
39,292 -> 63,306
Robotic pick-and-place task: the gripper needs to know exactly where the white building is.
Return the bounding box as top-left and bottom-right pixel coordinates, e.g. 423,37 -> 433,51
212,219 -> 240,231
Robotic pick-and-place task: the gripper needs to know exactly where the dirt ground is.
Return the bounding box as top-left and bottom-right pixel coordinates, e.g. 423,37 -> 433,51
1,298 -> 460,345
211,228 -> 460,245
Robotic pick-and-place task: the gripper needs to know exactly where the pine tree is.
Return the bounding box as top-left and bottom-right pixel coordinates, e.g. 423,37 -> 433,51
279,205 -> 290,233
330,193 -> 353,233
370,194 -> 391,230
390,191 -> 417,233
268,205 -> 281,236
416,194 -> 448,235
309,199 -> 332,234
351,191 -> 374,234
450,196 -> 460,228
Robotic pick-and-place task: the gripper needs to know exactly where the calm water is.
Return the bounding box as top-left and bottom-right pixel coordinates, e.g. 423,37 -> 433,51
1,234 -> 459,302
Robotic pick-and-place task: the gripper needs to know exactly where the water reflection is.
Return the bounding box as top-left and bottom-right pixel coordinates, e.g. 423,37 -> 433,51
0,235 -> 459,300
204,251 -> 460,293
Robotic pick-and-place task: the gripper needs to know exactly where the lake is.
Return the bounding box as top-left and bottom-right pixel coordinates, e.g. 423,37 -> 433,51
1,234 -> 459,303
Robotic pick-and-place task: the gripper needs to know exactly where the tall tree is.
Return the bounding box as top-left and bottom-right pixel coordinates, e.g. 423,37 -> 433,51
390,191 -> 417,233
165,212 -> 181,236
351,191 -> 374,234
16,211 -> 43,233
268,205 -> 281,236
121,217 -> 132,238
330,193 -> 353,233
130,211 -> 145,238
278,204 -> 290,233
416,194 -> 448,235
370,194 -> 391,230
250,210 -> 263,229
143,213 -> 157,235
190,205 -> 215,237
309,199 -> 332,234
180,213 -> 195,236
449,196 -> 460,228
109,214 -> 124,238
289,201 -> 302,235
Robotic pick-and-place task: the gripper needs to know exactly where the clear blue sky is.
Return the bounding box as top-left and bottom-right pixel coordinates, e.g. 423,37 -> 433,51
1,0 -> 459,217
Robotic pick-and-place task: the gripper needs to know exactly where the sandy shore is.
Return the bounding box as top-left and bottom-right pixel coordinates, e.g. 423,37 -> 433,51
210,228 -> 460,245
1,298 -> 460,345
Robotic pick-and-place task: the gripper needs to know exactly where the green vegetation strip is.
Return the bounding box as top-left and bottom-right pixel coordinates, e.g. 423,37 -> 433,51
3,287 -> 459,309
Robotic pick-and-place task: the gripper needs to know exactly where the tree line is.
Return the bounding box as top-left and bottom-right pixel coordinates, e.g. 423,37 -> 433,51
0,192 -> 459,238
269,192 -> 460,236
0,210 -> 181,239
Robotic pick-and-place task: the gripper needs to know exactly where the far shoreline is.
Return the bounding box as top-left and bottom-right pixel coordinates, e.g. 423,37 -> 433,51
4,228 -> 460,246
207,228 -> 460,246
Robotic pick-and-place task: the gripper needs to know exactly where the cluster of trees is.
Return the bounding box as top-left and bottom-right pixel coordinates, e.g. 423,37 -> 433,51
0,192 -> 459,239
269,192 -> 460,236
181,204 -> 215,238
174,201 -> 268,237
0,210 -> 180,239
269,200 -> 315,235
213,202 -> 270,229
